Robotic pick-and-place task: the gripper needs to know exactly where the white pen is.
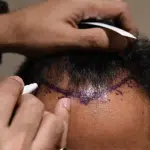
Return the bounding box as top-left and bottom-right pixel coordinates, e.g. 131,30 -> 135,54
82,22 -> 137,39
22,83 -> 38,95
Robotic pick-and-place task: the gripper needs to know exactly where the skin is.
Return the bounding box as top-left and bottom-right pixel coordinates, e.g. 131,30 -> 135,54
0,0 -> 137,56
36,73 -> 150,150
0,0 -> 139,149
0,76 -> 70,150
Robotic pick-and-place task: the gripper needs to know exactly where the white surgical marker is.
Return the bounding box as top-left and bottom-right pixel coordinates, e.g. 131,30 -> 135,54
82,22 -> 137,39
22,83 -> 38,95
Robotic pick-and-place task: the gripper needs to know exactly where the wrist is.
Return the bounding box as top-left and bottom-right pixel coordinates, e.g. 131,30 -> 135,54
10,10 -> 39,48
0,11 -> 31,54
0,13 -> 22,49
9,12 -> 27,47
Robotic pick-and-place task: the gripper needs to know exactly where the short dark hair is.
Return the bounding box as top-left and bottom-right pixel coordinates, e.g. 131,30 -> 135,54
0,1 -> 9,14
16,37 -> 150,96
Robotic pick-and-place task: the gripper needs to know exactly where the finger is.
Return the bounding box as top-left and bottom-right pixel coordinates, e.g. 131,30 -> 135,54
32,112 -> 64,150
77,0 -> 137,34
0,76 -> 24,126
71,27 -> 128,50
54,98 -> 70,148
10,94 -> 44,148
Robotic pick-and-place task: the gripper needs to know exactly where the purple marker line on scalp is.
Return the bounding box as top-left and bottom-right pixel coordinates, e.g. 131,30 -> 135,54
42,76 -> 133,105
42,80 -> 73,97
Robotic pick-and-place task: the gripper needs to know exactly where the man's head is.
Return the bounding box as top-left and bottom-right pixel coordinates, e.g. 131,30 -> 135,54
17,38 -> 150,150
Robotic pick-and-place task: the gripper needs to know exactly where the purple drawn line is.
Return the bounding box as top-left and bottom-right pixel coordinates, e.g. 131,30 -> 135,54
42,76 -> 133,105
43,81 -> 73,96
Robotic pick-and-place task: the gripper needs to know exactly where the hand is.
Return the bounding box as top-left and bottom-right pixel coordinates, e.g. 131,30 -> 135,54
0,76 -> 70,150
11,0 -> 137,55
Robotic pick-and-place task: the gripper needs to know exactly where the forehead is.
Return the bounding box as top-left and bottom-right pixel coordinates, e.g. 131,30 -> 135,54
36,77 -> 150,127
36,79 -> 150,149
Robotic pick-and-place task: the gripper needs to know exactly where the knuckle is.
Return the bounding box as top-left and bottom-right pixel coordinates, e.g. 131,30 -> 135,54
85,34 -> 100,47
8,76 -> 24,88
4,76 -> 24,94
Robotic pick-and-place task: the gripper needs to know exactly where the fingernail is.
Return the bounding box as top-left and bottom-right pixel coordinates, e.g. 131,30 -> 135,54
62,98 -> 70,111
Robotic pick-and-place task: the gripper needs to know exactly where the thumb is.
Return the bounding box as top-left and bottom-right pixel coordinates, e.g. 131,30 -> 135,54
55,98 -> 71,149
